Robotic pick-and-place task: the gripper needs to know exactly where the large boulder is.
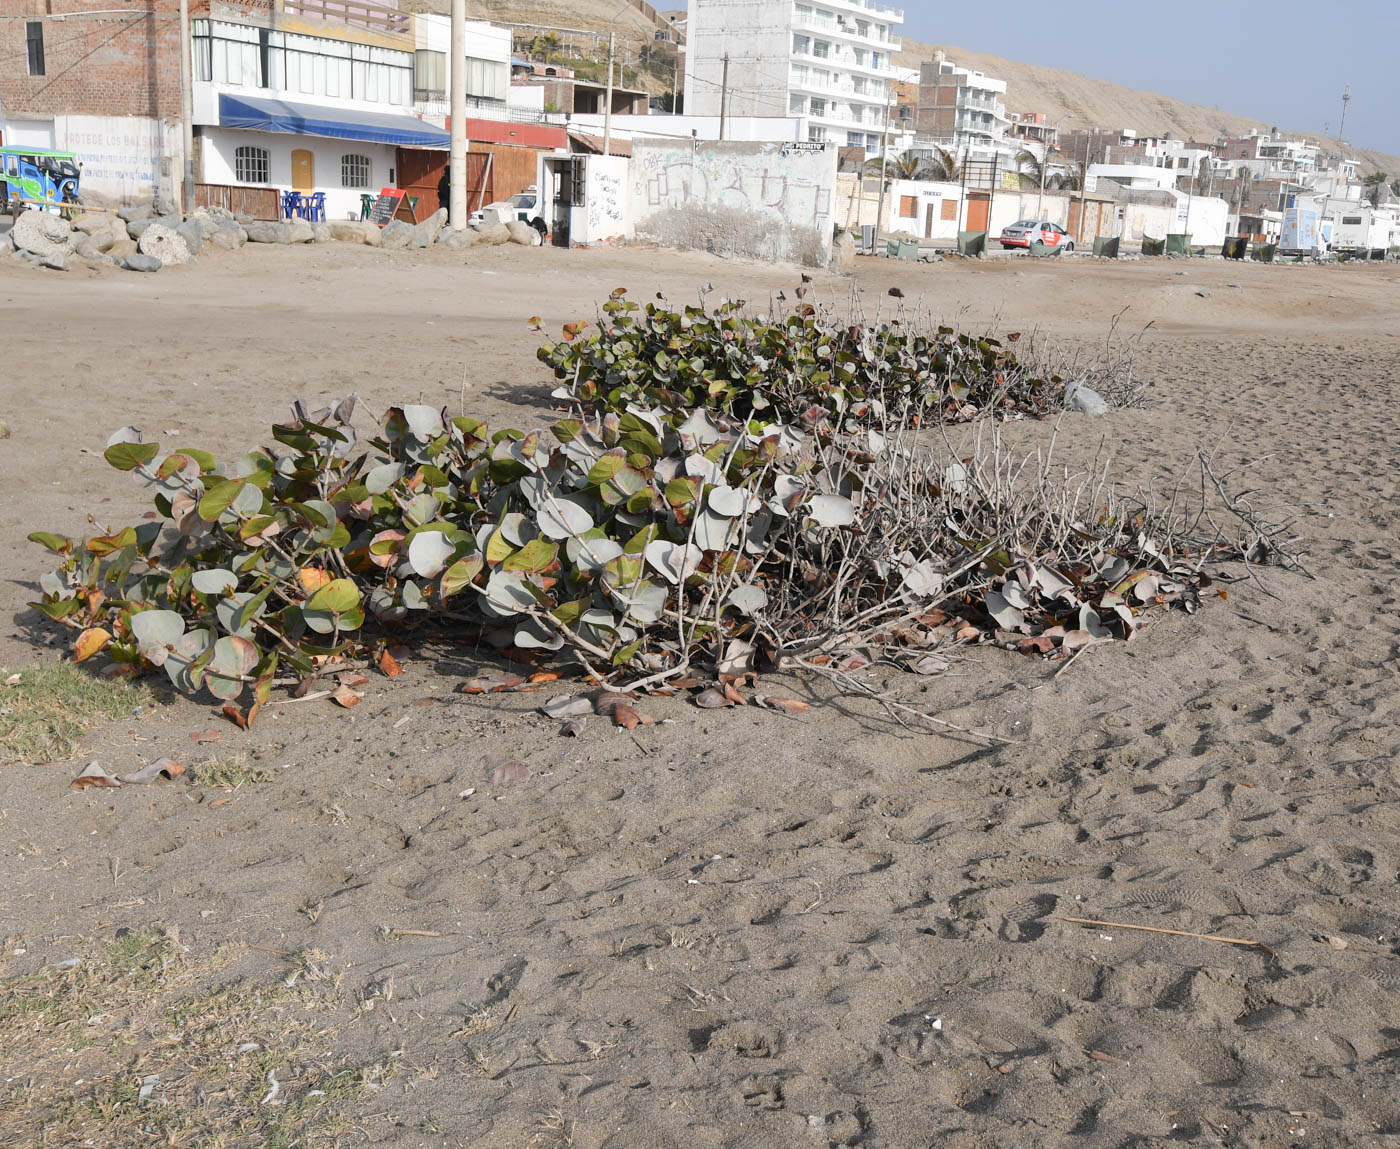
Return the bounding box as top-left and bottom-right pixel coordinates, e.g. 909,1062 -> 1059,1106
138,224 -> 191,266
245,220 -> 291,244
72,212 -> 114,236
1064,381 -> 1108,416
505,220 -> 538,246
440,227 -> 480,249
117,203 -> 152,224
40,252 -> 70,272
209,229 -> 239,252
126,214 -> 177,241
360,222 -> 382,248
74,233 -> 114,259
11,211 -> 73,260
379,219 -> 414,250
215,220 -> 247,247
311,222 -> 331,244
176,220 -> 203,257
471,223 -> 511,247
107,238 -> 138,261
121,253 -> 162,273
412,208 -> 447,248
831,230 -> 856,270
329,220 -> 372,244
287,218 -> 315,244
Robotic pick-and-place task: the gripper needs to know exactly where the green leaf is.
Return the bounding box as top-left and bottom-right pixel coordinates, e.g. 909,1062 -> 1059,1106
503,538 -> 558,574
586,453 -> 627,486
104,440 -> 159,471
440,554 -> 484,599
551,419 -> 583,443
28,531 -> 73,554
305,578 -> 359,614
171,446 -> 218,473
198,478 -> 247,522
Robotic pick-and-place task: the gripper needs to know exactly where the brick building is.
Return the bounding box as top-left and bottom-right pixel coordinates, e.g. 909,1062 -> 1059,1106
1,0 -> 188,206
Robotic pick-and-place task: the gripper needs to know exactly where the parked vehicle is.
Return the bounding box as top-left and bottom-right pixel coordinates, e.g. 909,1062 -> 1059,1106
469,188 -> 540,227
0,147 -> 82,214
999,219 -> 1073,251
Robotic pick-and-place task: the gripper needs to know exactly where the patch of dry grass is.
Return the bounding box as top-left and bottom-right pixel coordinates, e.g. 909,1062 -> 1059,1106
0,926 -> 397,1148
194,757 -> 274,788
0,662 -> 154,764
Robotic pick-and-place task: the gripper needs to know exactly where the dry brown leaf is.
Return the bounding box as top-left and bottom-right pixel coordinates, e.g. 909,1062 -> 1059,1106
528,670 -> 561,684
220,703 -> 248,729
73,627 -> 112,663
595,691 -> 645,729
694,687 -> 732,709
459,673 -> 525,694
338,672 -> 369,688
486,760 -> 531,785
331,684 -> 363,708
1018,636 -> 1056,655
763,696 -> 810,716
378,649 -> 404,677
71,762 -> 122,789
721,682 -> 747,705
298,567 -> 333,594
560,718 -> 585,737
100,663 -> 139,681
122,757 -> 185,784
190,728 -> 222,744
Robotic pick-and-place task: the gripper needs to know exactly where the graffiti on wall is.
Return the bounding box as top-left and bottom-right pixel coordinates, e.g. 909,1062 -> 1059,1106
56,116 -> 174,204
634,145 -> 833,229
586,164 -> 626,239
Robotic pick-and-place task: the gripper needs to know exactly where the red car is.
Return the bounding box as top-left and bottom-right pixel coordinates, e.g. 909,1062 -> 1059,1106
999,219 -> 1074,251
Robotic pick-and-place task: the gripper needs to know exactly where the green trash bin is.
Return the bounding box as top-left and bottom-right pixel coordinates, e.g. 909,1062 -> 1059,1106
1029,240 -> 1063,257
1142,236 -> 1165,256
1221,236 -> 1247,260
1251,243 -> 1276,263
957,230 -> 987,257
1164,233 -> 1192,255
1092,236 -> 1120,258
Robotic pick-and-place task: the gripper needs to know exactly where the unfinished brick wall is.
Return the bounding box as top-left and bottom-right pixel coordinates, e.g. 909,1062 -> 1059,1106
0,0 -> 185,123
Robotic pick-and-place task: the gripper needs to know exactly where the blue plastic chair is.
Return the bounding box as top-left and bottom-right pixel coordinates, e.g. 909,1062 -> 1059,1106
307,192 -> 326,222
281,190 -> 303,220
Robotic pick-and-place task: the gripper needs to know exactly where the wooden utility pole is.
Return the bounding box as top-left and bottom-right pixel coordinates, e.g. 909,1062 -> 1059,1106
874,87 -> 892,243
719,53 -> 729,140
449,0 -> 467,229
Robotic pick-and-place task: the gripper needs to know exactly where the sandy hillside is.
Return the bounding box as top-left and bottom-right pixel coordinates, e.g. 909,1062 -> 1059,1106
0,239 -> 1398,1147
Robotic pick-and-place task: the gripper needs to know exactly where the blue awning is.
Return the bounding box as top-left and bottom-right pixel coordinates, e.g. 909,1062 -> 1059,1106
218,93 -> 451,148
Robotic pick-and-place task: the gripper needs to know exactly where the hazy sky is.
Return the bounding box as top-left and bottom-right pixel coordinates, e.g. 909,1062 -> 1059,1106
901,2 -> 1400,160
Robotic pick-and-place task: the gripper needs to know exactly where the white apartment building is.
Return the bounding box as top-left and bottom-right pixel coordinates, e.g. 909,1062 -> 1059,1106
684,0 -> 907,153
915,55 -> 1010,156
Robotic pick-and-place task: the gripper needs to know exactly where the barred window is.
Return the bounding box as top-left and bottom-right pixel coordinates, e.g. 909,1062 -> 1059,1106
26,21 -> 45,76
341,153 -> 371,188
234,145 -> 270,183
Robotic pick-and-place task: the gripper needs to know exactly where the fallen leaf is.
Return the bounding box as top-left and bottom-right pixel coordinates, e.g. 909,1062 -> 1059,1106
955,624 -> 980,643
1087,1049 -> 1127,1066
4,673 -> 21,686
912,654 -> 952,675
595,691 -> 644,729
411,696 -> 446,708
1319,934 -> 1349,950
694,687 -> 732,709
1017,636 -> 1056,655
122,757 -> 184,784
560,719 -> 585,737
338,672 -> 369,688
542,695 -> 592,719
721,682 -> 747,705
101,663 -> 139,681
486,760 -> 531,785
458,673 -> 525,694
331,685 -> 363,708
378,650 -> 404,677
528,670 -> 561,684
190,729 -> 222,744
298,567 -> 333,595
71,762 -> 122,789
757,695 -> 810,716
221,703 -> 248,729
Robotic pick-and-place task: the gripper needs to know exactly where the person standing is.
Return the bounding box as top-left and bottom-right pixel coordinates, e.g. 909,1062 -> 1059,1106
437,167 -> 450,213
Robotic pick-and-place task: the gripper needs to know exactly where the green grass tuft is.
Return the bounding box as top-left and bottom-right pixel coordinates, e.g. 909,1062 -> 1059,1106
0,662 -> 155,764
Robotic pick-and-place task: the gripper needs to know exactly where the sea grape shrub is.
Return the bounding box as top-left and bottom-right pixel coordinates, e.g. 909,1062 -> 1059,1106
537,294 -> 1060,429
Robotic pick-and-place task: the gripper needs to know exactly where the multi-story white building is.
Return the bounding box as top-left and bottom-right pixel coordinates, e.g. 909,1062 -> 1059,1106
915,55 -> 1009,155
684,0 -> 908,153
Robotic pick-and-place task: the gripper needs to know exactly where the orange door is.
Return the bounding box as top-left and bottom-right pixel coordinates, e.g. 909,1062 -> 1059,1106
966,194 -> 990,232
291,149 -> 314,192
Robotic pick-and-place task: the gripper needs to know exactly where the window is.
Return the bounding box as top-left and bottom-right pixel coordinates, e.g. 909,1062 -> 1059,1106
791,63 -> 808,85
812,40 -> 829,58
1342,215 -> 1363,225
414,49 -> 445,100
941,199 -> 958,220
464,56 -> 508,102
792,34 -> 810,55
809,97 -> 825,117
234,145 -> 270,183
899,195 -> 917,217
870,52 -> 881,70
856,19 -> 870,36
852,49 -> 865,67
789,94 -> 805,114
341,153 -> 371,188
808,126 -> 826,141
26,21 -> 44,76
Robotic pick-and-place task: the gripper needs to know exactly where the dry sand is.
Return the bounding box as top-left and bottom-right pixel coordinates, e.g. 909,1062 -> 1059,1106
1,241 -> 1398,1147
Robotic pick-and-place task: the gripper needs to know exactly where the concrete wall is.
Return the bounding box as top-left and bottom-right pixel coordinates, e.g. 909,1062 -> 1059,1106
631,139 -> 837,267
199,126 -> 396,220
1117,192 -> 1229,247
1,113 -> 180,207
580,153 -> 630,244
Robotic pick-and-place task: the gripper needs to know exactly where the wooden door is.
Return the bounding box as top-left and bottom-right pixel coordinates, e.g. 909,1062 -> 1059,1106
925,202 -> 935,238
291,149 -> 314,192
966,193 -> 990,232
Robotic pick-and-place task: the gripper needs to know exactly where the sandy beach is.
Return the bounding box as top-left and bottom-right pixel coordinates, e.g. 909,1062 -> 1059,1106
1,242 -> 1397,1147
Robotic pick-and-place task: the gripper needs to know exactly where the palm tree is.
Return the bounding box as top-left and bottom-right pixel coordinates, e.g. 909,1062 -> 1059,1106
1362,171 -> 1388,207
864,145 -> 957,186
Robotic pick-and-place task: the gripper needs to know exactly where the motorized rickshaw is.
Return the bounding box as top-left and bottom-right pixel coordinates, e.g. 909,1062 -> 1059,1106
0,147 -> 83,215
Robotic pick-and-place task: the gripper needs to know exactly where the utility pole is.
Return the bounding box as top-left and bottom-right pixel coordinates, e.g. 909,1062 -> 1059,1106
449,0 -> 467,229
602,32 -> 616,156
718,53 -> 731,141
178,0 -> 194,214
1337,84 -> 1350,145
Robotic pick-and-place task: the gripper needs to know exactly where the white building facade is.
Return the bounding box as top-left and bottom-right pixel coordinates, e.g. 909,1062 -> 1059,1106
684,0 -> 907,153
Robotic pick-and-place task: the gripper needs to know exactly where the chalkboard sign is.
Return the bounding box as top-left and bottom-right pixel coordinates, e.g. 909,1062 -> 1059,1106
368,187 -> 407,227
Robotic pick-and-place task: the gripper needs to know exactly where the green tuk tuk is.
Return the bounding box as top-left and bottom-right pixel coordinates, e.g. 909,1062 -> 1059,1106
0,147 -> 83,214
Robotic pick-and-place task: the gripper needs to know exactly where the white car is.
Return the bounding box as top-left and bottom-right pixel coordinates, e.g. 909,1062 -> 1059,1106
469,190 -> 539,227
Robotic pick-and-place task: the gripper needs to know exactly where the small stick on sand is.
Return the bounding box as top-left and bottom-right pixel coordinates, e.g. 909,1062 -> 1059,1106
388,928 -> 442,938
1061,916 -> 1265,949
